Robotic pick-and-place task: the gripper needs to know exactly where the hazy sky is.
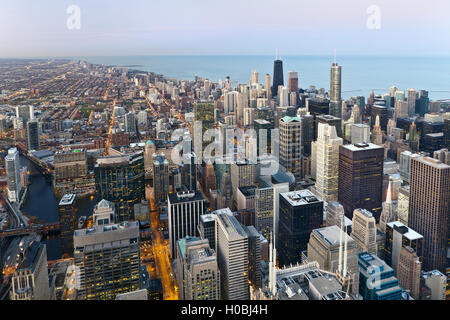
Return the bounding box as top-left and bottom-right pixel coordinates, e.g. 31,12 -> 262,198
1,0 -> 449,57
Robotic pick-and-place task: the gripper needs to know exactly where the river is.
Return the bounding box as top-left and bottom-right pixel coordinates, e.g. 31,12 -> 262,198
19,156 -> 96,260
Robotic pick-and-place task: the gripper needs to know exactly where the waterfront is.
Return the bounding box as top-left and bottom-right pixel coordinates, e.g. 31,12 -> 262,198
74,55 -> 450,100
19,156 -> 96,260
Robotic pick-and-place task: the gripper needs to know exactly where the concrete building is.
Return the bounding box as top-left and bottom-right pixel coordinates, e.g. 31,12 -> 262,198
58,194 -> 78,257
216,210 -> 249,300
26,119 -> 40,151
397,246 -> 421,299
313,123 -> 343,201
10,242 -> 50,300
176,237 -> 220,300
329,62 -> 342,118
421,270 -> 446,300
307,225 -> 359,295
350,208 -> 377,255
408,156 -> 449,272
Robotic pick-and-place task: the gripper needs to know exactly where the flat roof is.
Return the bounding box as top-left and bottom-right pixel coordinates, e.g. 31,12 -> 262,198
387,221 -> 423,240
280,190 -> 321,207
59,194 -> 76,206
341,142 -> 383,152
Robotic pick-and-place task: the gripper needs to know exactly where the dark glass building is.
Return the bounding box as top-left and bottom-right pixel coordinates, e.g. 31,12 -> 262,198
94,151 -> 145,222
58,194 -> 78,257
272,59 -> 284,98
278,190 -> 323,267
338,143 -> 384,222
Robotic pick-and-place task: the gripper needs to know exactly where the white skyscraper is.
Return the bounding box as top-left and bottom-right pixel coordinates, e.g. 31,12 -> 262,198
313,123 -> 343,201
5,147 -> 22,203
279,86 -> 289,107
216,209 -> 249,300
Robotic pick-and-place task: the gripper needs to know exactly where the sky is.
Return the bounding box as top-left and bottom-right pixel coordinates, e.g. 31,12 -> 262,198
1,0 -> 450,57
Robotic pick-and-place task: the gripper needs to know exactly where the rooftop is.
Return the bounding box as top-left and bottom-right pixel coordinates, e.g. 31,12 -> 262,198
342,142 -> 383,152
280,190 -> 321,207
59,194 -> 76,206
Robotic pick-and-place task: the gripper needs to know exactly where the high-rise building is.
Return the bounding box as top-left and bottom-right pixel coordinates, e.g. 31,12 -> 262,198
272,59 -> 284,98
421,270 -> 447,300
216,209 -> 249,300
279,116 -> 302,180
313,123 -> 343,202
255,181 -> 274,242
152,152 -> 170,203
58,194 -> 78,257
94,152 -> 145,222
250,70 -> 259,85
287,71 -> 299,94
399,151 -> 421,184
351,123 -> 370,144
53,149 -> 89,196
10,241 -> 50,300
73,204 -> 141,300
278,190 -> 323,267
15,105 -> 34,124
350,208 -> 377,255
265,74 -> 271,100
230,160 -> 257,206
125,112 -> 137,134
408,156 -> 449,272
279,86 -> 289,107
307,225 -> 360,295
407,88 -> 417,117
168,189 -> 206,258
326,201 -> 345,228
329,63 -> 342,118
358,252 -> 402,300
198,213 -> 217,252
384,221 -> 424,272
5,147 -> 22,203
338,143 -> 384,221
26,119 -> 40,151
180,152 -> 197,191
315,115 -> 342,139
397,246 -> 421,299
176,237 -> 220,300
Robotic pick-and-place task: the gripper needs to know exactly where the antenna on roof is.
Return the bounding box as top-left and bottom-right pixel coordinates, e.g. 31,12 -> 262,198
334,48 -> 337,64
276,48 -> 278,60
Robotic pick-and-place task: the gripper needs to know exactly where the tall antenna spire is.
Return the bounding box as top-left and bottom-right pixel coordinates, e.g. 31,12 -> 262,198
334,48 -> 337,64
276,48 -> 278,60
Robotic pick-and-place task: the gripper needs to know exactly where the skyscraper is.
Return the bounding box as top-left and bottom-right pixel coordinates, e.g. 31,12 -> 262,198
265,74 -> 271,100
10,241 -> 50,300
176,237 -> 220,300
73,204 -> 141,300
338,143 -> 384,221
272,59 -> 284,98
26,119 -> 40,151
5,147 -> 22,203
216,209 -> 249,300
125,112 -> 137,134
287,71 -> 298,94
58,194 -> 78,257
329,62 -> 342,118
350,208 -> 377,255
278,190 -> 324,267
407,88 -> 417,117
279,116 -> 302,180
94,151 -> 145,222
397,246 -> 421,299
168,189 -> 206,258
152,152 -> 170,203
408,156 -> 449,272
313,123 -> 343,202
